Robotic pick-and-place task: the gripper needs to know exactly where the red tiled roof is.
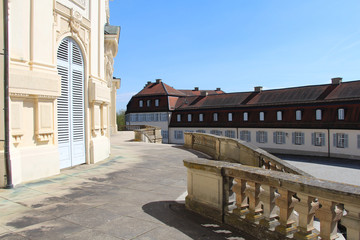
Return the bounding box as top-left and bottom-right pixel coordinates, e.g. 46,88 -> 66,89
135,82 -> 186,97
178,90 -> 225,96
325,80 -> 360,100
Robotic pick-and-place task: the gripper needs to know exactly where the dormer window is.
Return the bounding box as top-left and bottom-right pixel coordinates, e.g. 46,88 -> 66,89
338,108 -> 345,120
147,100 -> 151,107
155,99 -> 159,107
277,111 -> 282,121
139,100 -> 143,107
188,114 -> 192,122
316,109 -> 322,120
177,114 -> 181,122
296,110 -> 302,120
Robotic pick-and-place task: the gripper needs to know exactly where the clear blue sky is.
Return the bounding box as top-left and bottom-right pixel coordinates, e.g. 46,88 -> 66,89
109,0 -> 360,111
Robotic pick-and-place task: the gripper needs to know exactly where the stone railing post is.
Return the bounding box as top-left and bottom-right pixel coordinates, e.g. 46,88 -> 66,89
293,193 -> 319,240
316,199 -> 339,240
259,185 -> 278,230
275,188 -> 297,236
215,137 -> 220,160
342,203 -> 360,240
232,178 -> 249,217
245,181 -> 263,223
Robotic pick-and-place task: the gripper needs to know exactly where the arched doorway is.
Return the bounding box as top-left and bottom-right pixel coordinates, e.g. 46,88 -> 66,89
57,37 -> 85,169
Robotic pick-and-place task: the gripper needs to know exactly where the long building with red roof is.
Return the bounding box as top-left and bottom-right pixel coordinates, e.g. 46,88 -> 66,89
126,78 -> 360,160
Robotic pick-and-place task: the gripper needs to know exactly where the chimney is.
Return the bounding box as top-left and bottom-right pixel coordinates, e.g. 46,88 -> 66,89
156,79 -> 162,84
201,91 -> 208,96
194,87 -> 199,91
216,88 -> 221,91
254,86 -> 263,92
331,77 -> 342,85
144,81 -> 151,88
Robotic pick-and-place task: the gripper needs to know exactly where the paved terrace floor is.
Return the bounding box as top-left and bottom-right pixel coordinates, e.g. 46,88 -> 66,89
1,132 -> 359,240
0,132 -> 256,240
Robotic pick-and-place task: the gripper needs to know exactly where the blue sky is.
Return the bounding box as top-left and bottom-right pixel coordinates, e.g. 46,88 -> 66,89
109,0 -> 360,111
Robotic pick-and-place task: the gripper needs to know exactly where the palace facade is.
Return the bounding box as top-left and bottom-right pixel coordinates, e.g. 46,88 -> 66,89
126,78 -> 360,160
1,0 -> 120,187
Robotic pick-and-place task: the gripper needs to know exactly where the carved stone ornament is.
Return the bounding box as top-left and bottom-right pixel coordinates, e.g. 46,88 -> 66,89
70,9 -> 82,34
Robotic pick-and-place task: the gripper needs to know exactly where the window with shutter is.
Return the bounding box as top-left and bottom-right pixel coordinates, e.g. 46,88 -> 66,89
57,38 -> 85,169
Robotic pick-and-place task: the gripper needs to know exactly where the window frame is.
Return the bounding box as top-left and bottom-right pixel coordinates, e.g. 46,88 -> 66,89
155,99 -> 159,107
187,114 -> 192,122
228,113 -> 233,122
338,108 -> 345,120
199,113 -> 204,122
243,112 -> 248,122
176,114 -> 181,122
316,109 -> 322,120
259,112 -> 265,121
213,113 -> 218,122
139,100 -> 143,108
277,111 -> 282,121
296,110 -> 302,121
146,100 -> 151,107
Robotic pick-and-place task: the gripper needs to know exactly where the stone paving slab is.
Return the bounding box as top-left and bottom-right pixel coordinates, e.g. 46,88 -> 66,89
0,132 -> 254,240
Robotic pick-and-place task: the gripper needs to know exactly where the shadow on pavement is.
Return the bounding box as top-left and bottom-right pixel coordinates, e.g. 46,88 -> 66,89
142,201 -> 256,240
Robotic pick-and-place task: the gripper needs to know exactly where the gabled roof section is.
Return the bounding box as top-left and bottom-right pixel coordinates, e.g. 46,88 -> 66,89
247,84 -> 330,105
135,80 -> 186,97
179,89 -> 225,96
325,80 -> 360,100
176,92 -> 253,110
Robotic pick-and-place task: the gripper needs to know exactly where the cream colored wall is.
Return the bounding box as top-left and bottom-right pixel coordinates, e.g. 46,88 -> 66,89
329,129 -> 360,160
1,0 -> 118,186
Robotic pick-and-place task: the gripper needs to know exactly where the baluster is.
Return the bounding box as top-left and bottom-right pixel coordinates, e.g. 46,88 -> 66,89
270,162 -> 277,171
223,176 -> 235,213
275,188 -> 297,236
342,203 -> 360,240
316,199 -> 339,240
245,181 -> 263,223
259,185 -> 279,230
293,193 -> 319,240
232,178 -> 249,217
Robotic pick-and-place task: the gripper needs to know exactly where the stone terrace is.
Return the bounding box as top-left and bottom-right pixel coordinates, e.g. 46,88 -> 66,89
0,132 -> 256,240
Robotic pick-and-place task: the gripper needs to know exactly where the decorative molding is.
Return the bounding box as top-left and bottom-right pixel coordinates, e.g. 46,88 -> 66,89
70,9 -> 82,35
9,93 -> 29,98
70,0 -> 86,9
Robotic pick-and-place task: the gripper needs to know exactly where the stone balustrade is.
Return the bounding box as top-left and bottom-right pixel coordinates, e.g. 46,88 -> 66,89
131,125 -> 162,143
184,158 -> 360,240
184,132 -> 310,176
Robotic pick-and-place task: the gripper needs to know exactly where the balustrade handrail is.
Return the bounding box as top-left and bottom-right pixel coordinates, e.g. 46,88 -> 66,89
184,132 -> 311,176
132,125 -> 162,143
184,157 -> 360,240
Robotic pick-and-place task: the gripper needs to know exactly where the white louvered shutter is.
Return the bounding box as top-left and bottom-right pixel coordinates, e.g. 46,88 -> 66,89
57,38 -> 85,168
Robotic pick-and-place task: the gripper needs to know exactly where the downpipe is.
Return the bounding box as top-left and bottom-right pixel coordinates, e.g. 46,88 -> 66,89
3,0 -> 13,189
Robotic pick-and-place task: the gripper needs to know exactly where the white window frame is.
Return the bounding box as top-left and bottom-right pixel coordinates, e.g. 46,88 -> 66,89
174,130 -> 183,140
199,113 -> 204,122
161,130 -> 168,139
228,113 -> 233,122
257,131 -> 267,143
296,110 -> 302,121
259,112 -> 264,121
155,99 -> 159,107
274,131 -> 285,144
160,113 -> 168,121
334,133 -> 348,148
187,114 -> 192,122
243,112 -> 248,121
210,130 -> 222,136
277,111 -> 282,121
177,114 -> 181,122
313,132 -> 325,146
293,132 -> 304,145
196,130 -> 206,133
240,130 -> 251,142
316,109 -> 322,120
338,108 -> 344,120
225,130 -> 235,138
139,100 -> 143,108
213,113 -> 218,122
